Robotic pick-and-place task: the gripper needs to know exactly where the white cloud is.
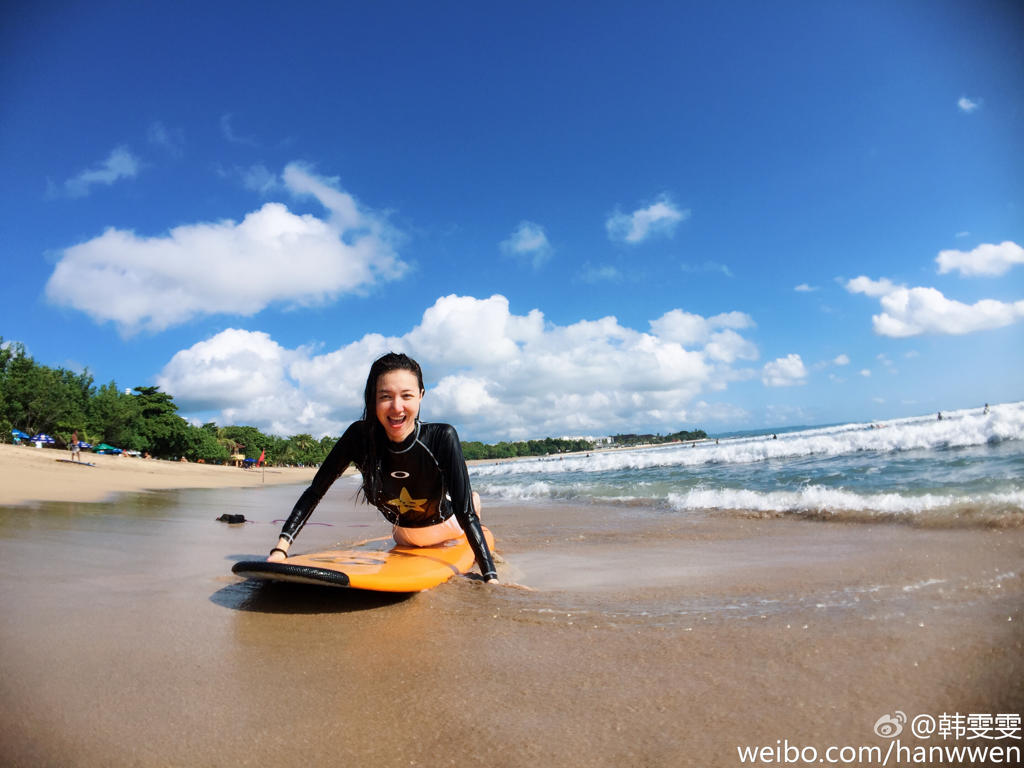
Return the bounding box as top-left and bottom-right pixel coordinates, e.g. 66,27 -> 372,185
45,163 -> 406,334
794,283 -> 817,292
405,294 -> 542,369
500,221 -> 552,268
833,354 -> 850,366
848,242 -> 1024,337
936,241 -> 1024,277
860,369 -> 871,377
846,275 -> 901,297
157,294 -> 760,440
871,286 -> 1024,337
704,329 -> 759,364
606,194 -> 690,244
649,309 -> 755,348
157,329 -> 346,437
62,146 -> 140,197
957,96 -> 981,113
761,354 -> 807,387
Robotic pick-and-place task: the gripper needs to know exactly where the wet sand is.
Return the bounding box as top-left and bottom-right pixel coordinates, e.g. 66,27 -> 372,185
1,483 -> 1021,767
0,443 -> 318,505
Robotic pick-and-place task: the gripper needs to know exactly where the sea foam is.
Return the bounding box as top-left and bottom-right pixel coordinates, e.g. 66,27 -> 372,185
471,401 -> 1024,478
470,402 -> 1024,525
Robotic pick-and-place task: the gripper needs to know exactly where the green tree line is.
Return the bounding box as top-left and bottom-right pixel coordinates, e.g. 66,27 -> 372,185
0,339 -> 335,465
608,428 -> 707,447
461,436 -> 595,461
462,428 -> 708,460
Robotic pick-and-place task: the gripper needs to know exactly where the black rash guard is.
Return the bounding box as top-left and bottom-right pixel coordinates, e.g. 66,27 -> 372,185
279,420 -> 497,580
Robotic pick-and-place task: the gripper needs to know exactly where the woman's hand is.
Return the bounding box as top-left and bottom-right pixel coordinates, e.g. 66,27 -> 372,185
267,545 -> 289,562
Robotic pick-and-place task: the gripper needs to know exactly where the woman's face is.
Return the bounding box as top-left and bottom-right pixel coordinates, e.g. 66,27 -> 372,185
375,369 -> 423,443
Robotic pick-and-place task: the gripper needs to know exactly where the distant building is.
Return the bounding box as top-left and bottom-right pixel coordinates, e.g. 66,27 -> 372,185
560,435 -> 613,445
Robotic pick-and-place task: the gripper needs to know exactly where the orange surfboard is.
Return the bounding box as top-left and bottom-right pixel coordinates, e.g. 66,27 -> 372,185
232,528 -> 494,592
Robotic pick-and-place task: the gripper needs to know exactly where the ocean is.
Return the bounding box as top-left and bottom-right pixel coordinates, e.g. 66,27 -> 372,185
470,400 -> 1024,527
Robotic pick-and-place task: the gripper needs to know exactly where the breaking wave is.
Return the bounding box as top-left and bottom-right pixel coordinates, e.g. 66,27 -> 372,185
666,487 -> 1024,527
470,402 -> 1024,527
471,402 -> 1024,478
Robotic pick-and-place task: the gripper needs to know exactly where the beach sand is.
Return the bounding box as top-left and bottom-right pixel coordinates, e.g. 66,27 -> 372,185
0,443 -> 318,506
1,458 -> 1021,767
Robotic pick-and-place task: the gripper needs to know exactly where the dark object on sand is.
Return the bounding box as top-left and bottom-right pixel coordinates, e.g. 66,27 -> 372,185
216,514 -> 247,524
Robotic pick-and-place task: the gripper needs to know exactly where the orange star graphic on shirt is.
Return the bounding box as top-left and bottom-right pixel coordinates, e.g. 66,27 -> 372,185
388,487 -> 428,516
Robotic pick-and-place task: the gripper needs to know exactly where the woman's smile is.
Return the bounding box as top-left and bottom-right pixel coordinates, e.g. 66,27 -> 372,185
376,369 -> 423,443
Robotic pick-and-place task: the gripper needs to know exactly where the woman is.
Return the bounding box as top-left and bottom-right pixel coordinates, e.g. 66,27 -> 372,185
266,352 -> 499,584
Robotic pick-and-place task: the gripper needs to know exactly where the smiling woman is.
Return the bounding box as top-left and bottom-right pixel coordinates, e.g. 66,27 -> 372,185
266,352 -> 499,583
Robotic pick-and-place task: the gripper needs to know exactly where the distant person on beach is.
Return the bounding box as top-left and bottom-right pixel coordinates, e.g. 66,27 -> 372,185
266,352 -> 499,583
70,430 -> 81,463
937,411 -> 943,421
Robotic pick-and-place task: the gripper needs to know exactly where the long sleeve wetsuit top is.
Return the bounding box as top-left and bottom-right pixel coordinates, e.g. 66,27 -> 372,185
279,420 -> 497,580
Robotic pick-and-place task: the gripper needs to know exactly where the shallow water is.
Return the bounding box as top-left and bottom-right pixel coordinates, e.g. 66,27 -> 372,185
3,478 -> 1021,767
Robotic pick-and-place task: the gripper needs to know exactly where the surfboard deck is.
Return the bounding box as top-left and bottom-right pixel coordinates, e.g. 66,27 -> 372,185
232,527 -> 494,592
56,459 -> 96,467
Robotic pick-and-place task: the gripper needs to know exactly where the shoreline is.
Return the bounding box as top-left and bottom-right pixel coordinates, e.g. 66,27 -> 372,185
2,491 -> 1021,767
0,440 -> 681,506
0,443 -> 318,506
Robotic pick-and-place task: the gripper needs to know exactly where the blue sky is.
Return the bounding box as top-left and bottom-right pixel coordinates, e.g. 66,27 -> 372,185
2,0 -> 1022,440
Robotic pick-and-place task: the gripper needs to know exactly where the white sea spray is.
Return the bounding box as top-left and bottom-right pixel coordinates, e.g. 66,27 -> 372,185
470,402 -> 1024,524
471,401 -> 1024,478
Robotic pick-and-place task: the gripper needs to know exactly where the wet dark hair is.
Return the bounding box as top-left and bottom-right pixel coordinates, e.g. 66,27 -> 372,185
359,352 -> 425,504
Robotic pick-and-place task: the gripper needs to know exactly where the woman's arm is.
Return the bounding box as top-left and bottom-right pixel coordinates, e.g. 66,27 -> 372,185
269,422 -> 363,560
436,424 -> 498,582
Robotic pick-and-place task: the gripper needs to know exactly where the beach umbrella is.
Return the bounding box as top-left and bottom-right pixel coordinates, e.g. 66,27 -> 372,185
31,433 -> 56,444
94,443 -> 122,454
11,429 -> 30,439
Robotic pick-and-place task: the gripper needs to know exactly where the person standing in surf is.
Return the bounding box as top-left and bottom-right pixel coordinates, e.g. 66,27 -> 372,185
266,352 -> 499,584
